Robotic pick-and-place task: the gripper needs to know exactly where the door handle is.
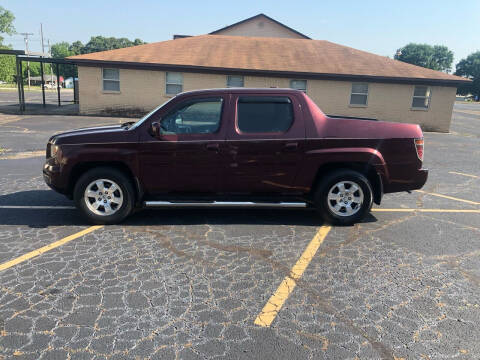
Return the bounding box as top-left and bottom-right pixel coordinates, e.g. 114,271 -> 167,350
283,142 -> 298,152
206,143 -> 220,152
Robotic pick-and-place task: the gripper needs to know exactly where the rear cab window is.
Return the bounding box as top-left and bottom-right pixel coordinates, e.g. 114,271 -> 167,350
229,93 -> 304,139
237,96 -> 294,134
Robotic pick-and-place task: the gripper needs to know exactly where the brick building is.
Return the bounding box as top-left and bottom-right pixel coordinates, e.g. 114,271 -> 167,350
68,14 -> 469,132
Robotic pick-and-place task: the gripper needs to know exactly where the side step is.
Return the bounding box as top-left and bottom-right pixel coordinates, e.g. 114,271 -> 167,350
144,201 -> 307,208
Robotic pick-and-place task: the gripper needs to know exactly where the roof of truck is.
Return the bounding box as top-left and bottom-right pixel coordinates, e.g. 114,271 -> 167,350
179,88 -> 303,95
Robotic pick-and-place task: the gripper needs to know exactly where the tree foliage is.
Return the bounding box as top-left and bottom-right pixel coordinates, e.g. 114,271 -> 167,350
0,6 -> 15,45
48,36 -> 146,79
81,36 -> 145,53
394,43 -> 454,73
50,36 -> 146,57
0,51 -> 15,82
455,51 -> 480,98
51,41 -> 74,58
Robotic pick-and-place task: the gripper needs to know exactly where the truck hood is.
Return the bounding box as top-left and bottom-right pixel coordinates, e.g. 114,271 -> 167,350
49,124 -> 135,145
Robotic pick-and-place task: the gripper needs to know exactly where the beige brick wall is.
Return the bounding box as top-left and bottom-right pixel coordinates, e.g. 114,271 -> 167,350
78,66 -> 456,132
213,17 -> 306,39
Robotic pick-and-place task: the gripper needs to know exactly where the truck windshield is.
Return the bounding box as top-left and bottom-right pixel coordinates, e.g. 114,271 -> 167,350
129,97 -> 176,130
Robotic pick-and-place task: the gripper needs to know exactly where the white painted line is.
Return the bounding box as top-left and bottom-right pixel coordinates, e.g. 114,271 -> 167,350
0,205 -> 76,210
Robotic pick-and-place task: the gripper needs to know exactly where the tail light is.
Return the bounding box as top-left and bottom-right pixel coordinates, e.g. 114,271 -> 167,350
414,138 -> 424,161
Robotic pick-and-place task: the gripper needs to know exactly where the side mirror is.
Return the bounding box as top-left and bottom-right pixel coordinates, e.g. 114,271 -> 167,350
151,122 -> 161,137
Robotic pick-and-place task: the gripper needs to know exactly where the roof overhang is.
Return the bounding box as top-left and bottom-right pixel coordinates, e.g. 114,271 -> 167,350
70,59 -> 471,87
0,49 -> 26,55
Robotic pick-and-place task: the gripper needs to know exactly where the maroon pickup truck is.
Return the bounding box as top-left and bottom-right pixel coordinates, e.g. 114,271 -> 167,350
43,88 -> 427,225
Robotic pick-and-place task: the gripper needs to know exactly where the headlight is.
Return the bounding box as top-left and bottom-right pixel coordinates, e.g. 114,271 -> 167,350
51,145 -> 60,157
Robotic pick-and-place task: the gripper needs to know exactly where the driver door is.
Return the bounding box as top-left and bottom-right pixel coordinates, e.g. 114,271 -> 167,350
139,95 -> 228,195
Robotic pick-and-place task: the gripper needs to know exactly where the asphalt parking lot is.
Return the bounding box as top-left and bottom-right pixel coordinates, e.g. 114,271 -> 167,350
0,103 -> 479,359
0,89 -> 74,106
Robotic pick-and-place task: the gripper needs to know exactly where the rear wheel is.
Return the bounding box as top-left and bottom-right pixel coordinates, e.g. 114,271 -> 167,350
314,169 -> 373,225
73,167 -> 134,224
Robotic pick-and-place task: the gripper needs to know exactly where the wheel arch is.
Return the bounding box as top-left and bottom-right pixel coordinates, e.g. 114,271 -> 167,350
67,161 -> 143,203
311,162 -> 383,205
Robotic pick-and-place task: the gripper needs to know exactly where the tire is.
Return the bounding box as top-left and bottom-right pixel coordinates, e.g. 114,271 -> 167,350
314,169 -> 373,226
73,167 -> 135,224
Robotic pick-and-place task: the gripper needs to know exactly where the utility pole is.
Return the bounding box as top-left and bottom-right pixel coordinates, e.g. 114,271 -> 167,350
20,32 -> 34,90
40,23 -> 45,54
40,23 -> 46,106
48,39 -> 54,87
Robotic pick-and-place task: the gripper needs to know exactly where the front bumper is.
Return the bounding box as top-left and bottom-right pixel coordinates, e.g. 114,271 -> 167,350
43,161 -> 67,194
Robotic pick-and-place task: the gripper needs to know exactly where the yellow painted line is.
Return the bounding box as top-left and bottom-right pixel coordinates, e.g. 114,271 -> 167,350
449,171 -> 479,179
0,226 -> 103,272
254,226 -> 331,327
415,190 -> 480,206
372,208 -> 480,213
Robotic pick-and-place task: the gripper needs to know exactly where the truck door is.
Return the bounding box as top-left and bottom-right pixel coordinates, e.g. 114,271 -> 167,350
224,93 -> 305,194
139,95 -> 228,195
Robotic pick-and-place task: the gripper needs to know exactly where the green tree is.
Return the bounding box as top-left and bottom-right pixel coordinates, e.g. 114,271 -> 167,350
48,36 -> 146,80
0,6 -> 15,45
0,49 -> 15,82
394,43 -> 454,73
69,40 -> 84,55
0,7 -> 16,82
51,42 -> 77,79
82,36 -> 146,53
455,51 -> 480,99
51,41 -> 74,58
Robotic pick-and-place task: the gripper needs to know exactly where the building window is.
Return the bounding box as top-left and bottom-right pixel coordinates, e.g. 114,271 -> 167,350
412,86 -> 431,109
166,72 -> 183,95
350,83 -> 368,106
103,68 -> 120,92
227,75 -> 244,87
290,79 -> 307,93
237,96 -> 294,133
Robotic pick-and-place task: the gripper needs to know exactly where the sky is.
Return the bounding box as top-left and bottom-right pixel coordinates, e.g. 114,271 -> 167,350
3,0 -> 479,70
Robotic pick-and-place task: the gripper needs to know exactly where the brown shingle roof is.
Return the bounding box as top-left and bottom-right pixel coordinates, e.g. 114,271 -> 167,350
68,35 -> 469,84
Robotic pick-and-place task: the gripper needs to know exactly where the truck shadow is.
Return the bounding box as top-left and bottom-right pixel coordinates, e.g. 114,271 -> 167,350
0,190 -> 378,227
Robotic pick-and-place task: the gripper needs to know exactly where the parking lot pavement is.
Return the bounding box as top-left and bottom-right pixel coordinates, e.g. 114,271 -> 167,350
0,104 -> 479,359
0,89 -> 74,105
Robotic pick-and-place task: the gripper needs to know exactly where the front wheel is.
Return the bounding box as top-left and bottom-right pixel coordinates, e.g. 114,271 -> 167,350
73,167 -> 135,224
314,169 -> 373,226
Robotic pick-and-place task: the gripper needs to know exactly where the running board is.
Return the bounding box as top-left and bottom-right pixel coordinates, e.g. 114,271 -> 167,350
144,201 -> 307,208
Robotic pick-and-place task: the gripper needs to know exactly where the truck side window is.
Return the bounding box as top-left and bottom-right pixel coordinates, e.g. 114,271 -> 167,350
160,98 -> 223,134
237,96 -> 293,133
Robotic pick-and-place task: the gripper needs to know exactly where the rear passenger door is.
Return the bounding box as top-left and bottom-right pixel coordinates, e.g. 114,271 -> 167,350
224,94 -> 305,194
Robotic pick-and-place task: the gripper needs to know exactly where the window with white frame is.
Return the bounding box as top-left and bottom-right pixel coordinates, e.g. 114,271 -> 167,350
227,75 -> 244,87
166,72 -> 183,95
350,83 -> 368,106
290,79 -> 307,93
411,86 -> 431,109
103,68 -> 120,92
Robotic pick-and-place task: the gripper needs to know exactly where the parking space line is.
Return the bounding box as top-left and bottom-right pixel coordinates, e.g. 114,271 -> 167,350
415,190 -> 480,206
372,208 -> 480,213
0,205 -> 76,209
0,226 -> 103,272
449,171 -> 479,179
254,226 -> 331,327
